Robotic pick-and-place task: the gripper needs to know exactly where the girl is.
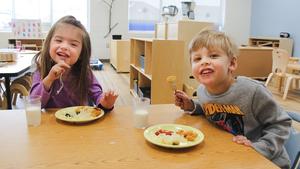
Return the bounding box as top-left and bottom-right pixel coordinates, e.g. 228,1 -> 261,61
30,15 -> 118,112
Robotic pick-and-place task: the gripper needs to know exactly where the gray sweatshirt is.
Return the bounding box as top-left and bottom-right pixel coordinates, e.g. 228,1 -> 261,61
192,76 -> 292,169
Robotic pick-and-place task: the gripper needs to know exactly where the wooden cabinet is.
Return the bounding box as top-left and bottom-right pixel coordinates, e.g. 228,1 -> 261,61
155,20 -> 215,96
130,38 -> 184,104
8,38 -> 44,50
234,47 -> 273,79
248,37 -> 293,56
110,40 -> 130,72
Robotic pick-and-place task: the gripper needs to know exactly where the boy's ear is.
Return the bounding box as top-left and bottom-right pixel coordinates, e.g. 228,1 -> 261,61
229,57 -> 238,72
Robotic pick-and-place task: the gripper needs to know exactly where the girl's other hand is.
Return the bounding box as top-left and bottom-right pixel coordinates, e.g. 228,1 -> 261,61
232,135 -> 252,147
174,90 -> 194,111
100,90 -> 118,109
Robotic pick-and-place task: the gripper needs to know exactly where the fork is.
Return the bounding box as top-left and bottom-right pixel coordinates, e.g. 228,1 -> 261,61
56,73 -> 64,95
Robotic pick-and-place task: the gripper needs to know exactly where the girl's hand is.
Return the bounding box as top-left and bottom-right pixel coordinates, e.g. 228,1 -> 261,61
43,61 -> 70,91
174,90 -> 194,111
48,61 -> 70,81
99,90 -> 119,109
232,135 -> 252,147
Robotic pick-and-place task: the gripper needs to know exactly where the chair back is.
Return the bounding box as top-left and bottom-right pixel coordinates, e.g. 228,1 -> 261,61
285,111 -> 300,169
272,48 -> 290,75
285,131 -> 300,169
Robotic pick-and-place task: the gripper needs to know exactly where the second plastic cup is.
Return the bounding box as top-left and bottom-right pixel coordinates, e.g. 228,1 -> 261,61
133,97 -> 150,129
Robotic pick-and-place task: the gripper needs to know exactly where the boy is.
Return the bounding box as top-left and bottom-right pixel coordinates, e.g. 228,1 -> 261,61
175,29 -> 292,169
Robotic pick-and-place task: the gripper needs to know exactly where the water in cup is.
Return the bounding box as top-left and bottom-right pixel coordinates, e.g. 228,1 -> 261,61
133,97 -> 150,129
25,96 -> 41,127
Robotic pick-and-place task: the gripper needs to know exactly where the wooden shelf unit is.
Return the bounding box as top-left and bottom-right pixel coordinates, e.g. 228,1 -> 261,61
130,38 -> 184,104
8,38 -> 44,50
110,40 -> 130,72
248,37 -> 293,55
155,20 -> 215,96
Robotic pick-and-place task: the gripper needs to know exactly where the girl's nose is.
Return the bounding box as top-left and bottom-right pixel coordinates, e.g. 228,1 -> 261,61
60,43 -> 69,50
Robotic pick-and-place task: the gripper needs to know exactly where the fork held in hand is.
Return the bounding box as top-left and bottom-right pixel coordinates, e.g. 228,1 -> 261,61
56,73 -> 64,95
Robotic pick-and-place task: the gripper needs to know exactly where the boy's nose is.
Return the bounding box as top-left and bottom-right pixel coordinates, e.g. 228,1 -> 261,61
200,57 -> 211,65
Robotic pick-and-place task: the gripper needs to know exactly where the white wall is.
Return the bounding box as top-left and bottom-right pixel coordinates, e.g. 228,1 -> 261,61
90,0 -> 129,59
223,0 -> 252,46
0,33 -> 10,48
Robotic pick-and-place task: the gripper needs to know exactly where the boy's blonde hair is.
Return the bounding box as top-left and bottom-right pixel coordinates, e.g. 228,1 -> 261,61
188,29 -> 238,59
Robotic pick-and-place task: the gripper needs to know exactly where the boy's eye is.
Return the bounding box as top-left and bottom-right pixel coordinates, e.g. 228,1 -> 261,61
192,56 -> 201,62
210,54 -> 219,58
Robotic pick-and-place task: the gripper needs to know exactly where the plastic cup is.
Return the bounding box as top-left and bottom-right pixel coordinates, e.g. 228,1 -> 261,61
133,97 -> 150,129
24,96 -> 41,127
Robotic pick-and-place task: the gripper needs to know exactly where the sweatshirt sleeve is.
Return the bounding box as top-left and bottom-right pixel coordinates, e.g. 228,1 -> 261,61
30,71 -> 52,108
88,72 -> 103,107
251,85 -> 292,160
190,99 -> 205,115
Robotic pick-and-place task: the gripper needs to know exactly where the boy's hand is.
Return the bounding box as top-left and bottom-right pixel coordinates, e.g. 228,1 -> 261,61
174,90 -> 194,111
99,90 -> 119,109
232,135 -> 252,147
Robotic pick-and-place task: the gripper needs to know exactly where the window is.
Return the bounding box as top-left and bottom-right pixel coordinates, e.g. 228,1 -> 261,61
128,0 -> 161,31
0,0 -> 12,31
0,0 -> 87,32
128,0 -> 224,32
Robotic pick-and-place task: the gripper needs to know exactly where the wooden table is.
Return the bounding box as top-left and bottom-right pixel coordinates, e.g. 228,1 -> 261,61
287,63 -> 300,74
0,51 -> 37,109
0,105 -> 279,169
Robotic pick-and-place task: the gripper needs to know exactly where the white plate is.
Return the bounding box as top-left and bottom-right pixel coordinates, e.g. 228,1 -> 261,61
55,106 -> 104,123
144,123 -> 204,148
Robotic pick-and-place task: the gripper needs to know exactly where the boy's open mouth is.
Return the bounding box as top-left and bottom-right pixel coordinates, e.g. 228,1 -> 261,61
200,68 -> 214,75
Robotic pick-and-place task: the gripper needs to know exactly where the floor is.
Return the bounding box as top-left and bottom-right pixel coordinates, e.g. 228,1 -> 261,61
4,62 -> 300,131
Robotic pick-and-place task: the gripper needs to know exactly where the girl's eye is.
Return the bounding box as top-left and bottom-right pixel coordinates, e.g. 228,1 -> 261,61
54,39 -> 62,43
71,43 -> 78,47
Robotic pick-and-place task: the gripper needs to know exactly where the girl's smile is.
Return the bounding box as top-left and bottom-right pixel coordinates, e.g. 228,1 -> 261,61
49,23 -> 83,66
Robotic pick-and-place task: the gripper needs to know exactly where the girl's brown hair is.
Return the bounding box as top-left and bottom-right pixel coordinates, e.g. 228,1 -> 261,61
188,29 -> 239,59
34,15 -> 92,104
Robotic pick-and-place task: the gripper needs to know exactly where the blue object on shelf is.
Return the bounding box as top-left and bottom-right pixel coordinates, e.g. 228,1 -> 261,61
90,58 -> 103,70
139,55 -> 145,71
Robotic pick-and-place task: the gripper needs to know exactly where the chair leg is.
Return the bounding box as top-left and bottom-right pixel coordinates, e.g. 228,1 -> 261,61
283,77 -> 293,100
265,73 -> 274,86
12,93 -> 18,105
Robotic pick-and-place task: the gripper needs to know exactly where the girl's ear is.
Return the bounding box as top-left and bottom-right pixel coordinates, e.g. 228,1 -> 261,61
229,57 -> 238,72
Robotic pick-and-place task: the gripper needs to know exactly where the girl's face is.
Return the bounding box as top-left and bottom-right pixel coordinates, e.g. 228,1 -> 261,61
191,47 -> 237,94
49,23 -> 83,66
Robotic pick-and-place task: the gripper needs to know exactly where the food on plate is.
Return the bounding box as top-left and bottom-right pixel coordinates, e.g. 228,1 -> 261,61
154,128 -> 198,145
176,129 -> 198,141
90,108 -> 102,117
64,106 -> 102,118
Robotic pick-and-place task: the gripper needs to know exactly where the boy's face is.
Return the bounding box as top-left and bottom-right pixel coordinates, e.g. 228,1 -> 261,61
49,23 -> 83,66
191,47 -> 237,94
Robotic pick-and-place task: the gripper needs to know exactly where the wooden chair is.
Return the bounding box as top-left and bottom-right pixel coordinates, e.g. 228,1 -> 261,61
265,48 -> 300,100
1,82 -> 29,109
285,111 -> 300,169
0,78 -> 5,109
